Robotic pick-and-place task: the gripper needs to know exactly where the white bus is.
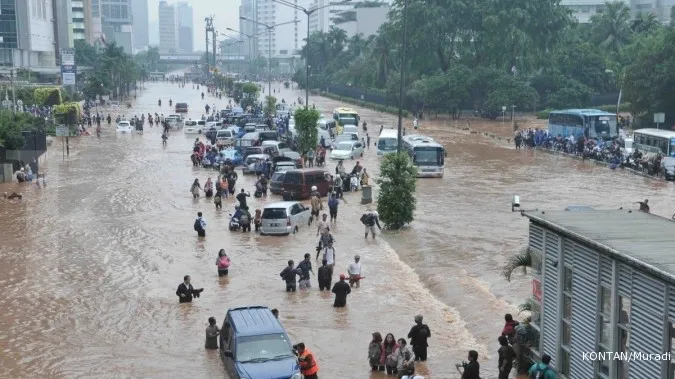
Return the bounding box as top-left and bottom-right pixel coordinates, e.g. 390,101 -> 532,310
377,129 -> 399,155
632,128 -> 675,157
401,134 -> 446,178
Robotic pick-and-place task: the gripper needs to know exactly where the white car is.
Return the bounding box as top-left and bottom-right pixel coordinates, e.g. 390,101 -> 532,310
260,201 -> 311,235
183,119 -> 200,134
204,121 -> 223,133
262,140 -> 291,154
109,101 -> 120,109
330,140 -> 364,160
116,121 -> 132,133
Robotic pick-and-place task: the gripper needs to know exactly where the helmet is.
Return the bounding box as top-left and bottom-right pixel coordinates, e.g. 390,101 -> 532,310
311,186 -> 317,191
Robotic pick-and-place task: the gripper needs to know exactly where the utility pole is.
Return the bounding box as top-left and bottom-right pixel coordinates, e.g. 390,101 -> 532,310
396,0 -> 409,153
10,69 -> 16,114
205,16 -> 215,73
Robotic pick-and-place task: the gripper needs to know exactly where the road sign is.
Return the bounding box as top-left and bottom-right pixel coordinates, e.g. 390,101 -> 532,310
62,73 -> 76,85
60,49 -> 76,86
654,112 -> 665,123
55,125 -> 70,137
60,49 -> 75,66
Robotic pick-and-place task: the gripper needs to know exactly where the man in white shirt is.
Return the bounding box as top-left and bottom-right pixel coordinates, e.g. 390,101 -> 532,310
348,255 -> 362,288
322,240 -> 336,276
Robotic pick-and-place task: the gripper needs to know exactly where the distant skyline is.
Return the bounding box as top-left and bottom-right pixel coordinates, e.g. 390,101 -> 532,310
148,0 -> 241,52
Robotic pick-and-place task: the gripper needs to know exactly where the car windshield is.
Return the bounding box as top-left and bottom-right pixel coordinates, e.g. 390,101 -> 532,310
262,208 -> 287,219
271,173 -> 285,181
236,333 -> 294,362
664,157 -> 675,167
336,143 -> 353,151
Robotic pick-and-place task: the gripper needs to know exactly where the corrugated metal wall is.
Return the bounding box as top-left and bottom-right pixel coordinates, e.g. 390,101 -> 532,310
669,286 -> 675,321
529,225 -> 544,253
570,242 -> 599,378
630,269 -> 666,378
542,230 -> 560,364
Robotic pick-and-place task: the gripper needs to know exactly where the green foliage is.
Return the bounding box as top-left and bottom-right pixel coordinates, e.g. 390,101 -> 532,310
283,81 -> 290,89
241,82 -> 260,110
54,103 -> 81,125
75,42 -> 139,100
536,109 -> 552,119
264,95 -> 277,117
319,91 -> 408,117
376,152 -> 417,230
33,87 -> 62,106
293,107 -> 321,153
0,111 -> 46,149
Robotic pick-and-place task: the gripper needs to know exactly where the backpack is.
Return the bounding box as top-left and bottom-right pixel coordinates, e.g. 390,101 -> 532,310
240,212 -> 250,224
218,256 -> 230,269
361,214 -> 375,226
419,325 -> 429,338
194,218 -> 202,231
360,214 -> 369,225
530,365 -> 550,379
368,343 -> 381,361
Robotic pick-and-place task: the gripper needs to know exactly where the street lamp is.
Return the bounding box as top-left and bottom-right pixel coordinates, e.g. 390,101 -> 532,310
225,28 -> 267,78
605,69 -> 623,115
396,0 -> 409,153
240,16 -> 298,108
272,0 -> 352,108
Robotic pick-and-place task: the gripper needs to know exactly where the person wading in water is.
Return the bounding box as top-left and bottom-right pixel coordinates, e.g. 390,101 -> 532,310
407,315 -> 431,362
331,274 -> 351,307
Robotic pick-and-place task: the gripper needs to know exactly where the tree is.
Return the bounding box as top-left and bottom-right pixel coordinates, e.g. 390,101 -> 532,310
376,152 -> 417,229
293,107 -> 320,154
503,247 -> 536,281
590,1 -> 632,56
0,111 -> 45,150
241,82 -> 260,110
33,88 -> 62,106
264,95 -> 277,117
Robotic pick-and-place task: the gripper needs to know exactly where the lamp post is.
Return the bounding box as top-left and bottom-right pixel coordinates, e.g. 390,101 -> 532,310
240,17 -> 298,110
605,69 -> 623,116
396,0 -> 409,153
272,0 -> 352,108
225,28 -> 264,78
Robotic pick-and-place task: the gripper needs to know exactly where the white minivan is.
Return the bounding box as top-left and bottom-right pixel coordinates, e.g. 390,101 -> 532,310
260,201 -> 311,235
216,128 -> 235,144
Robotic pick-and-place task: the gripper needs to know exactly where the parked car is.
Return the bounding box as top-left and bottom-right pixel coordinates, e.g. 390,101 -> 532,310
269,172 -> 286,195
330,140 -> 364,160
216,128 -> 236,145
663,157 -> 675,181
183,119 -> 199,134
217,149 -> 244,166
282,151 -> 303,168
175,102 -> 188,112
258,131 -> 279,142
220,306 -> 301,379
331,133 -> 359,149
244,145 -> 278,159
116,121 -> 132,133
281,169 -> 332,200
260,201 -> 311,235
242,154 -> 271,175
262,140 -> 291,154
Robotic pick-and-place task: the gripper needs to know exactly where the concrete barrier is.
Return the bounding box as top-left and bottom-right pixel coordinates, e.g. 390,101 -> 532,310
361,185 -> 373,204
1,163 -> 13,183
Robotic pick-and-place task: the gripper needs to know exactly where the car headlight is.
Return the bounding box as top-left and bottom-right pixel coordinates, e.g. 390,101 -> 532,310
291,373 -> 302,379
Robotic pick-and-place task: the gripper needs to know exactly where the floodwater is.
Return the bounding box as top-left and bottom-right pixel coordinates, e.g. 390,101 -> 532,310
1,81 -> 674,379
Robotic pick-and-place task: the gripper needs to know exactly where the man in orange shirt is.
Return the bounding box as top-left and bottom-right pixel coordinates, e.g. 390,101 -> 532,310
295,342 -> 319,379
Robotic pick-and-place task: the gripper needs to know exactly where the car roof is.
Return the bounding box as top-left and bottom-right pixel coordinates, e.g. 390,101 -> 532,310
246,154 -> 270,159
226,306 -> 284,337
264,201 -> 300,209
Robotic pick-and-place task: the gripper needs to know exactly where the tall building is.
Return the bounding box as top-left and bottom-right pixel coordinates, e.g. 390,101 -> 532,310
247,0 -> 306,58
308,0 -> 353,34
53,0 -> 74,53
131,0 -> 149,51
238,0 -> 256,58
100,0 -> 133,53
85,0 -> 103,45
562,0 -> 675,23
158,1 -> 178,54
176,2 -> 193,53
0,0 -> 57,69
334,5 -> 389,39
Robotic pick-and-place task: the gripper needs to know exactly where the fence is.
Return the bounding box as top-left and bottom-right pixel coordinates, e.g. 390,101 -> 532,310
325,83 -> 390,107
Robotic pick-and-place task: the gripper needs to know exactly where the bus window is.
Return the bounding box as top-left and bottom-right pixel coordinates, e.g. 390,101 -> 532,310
670,138 -> 675,157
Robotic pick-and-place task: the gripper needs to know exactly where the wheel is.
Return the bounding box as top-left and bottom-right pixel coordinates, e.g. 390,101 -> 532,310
293,226 -> 299,234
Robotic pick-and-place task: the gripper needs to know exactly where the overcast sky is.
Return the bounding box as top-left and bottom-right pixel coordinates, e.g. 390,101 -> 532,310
148,0 -> 241,51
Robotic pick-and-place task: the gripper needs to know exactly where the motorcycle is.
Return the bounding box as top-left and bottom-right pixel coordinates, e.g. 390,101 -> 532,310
228,214 -> 241,231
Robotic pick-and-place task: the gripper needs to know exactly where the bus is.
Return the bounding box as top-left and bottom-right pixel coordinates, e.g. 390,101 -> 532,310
548,109 -> 619,140
333,107 -> 360,126
632,129 -> 675,157
377,129 -> 399,155
401,134 -> 446,178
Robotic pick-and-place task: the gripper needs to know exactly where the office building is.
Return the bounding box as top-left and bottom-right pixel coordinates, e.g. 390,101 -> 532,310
176,2 -> 193,53
239,0 -> 257,58
562,0 -> 675,24
248,0 -> 306,58
0,0 -> 57,69
100,0 -> 133,53
131,0 -> 149,51
158,1 -> 178,54
85,0 -> 102,45
53,0 -> 74,52
308,0 -> 354,34
522,209 -> 675,378
333,5 -> 389,39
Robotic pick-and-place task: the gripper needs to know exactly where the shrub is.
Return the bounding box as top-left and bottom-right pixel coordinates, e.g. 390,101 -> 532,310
596,103 -> 632,113
536,109 -> 552,119
34,87 -> 63,106
54,102 -> 81,125
376,152 -> 417,229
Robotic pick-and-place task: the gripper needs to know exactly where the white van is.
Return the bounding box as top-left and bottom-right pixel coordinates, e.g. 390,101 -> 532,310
183,119 -> 199,134
216,129 -> 235,144
342,125 -> 359,136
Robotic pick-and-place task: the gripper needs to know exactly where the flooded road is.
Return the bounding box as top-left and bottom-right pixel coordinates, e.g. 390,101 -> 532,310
1,80 -> 674,379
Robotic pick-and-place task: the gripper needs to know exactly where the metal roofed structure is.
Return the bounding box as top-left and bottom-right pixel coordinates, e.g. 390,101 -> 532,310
524,209 -> 675,284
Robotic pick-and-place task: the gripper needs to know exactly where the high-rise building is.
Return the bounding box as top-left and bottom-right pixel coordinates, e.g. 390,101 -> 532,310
100,0 -> 133,53
238,0 -> 256,58
176,2 -> 193,53
308,0 -> 353,34
562,0 -> 675,23
53,0 -> 74,52
0,0 -> 57,69
85,0 -> 103,45
131,0 -> 149,51
248,0 -> 306,58
158,1 -> 178,54
333,5 -> 389,39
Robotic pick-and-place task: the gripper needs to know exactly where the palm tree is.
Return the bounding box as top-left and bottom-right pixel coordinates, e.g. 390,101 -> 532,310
502,246 -> 536,281
327,26 -> 348,58
371,33 -> 391,87
590,1 -> 633,55
631,12 -> 661,35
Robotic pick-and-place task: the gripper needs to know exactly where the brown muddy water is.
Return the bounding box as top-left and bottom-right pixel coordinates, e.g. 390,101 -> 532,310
1,81 -> 674,379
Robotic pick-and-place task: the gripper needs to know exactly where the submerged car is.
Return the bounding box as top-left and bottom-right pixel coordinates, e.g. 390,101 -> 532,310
260,201 -> 311,235
218,149 -> 244,166
329,141 -> 364,160
116,121 -> 132,133
269,172 -> 286,195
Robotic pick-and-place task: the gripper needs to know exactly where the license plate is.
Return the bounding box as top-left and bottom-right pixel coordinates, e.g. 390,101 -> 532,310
270,223 -> 279,227
422,169 -> 434,172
